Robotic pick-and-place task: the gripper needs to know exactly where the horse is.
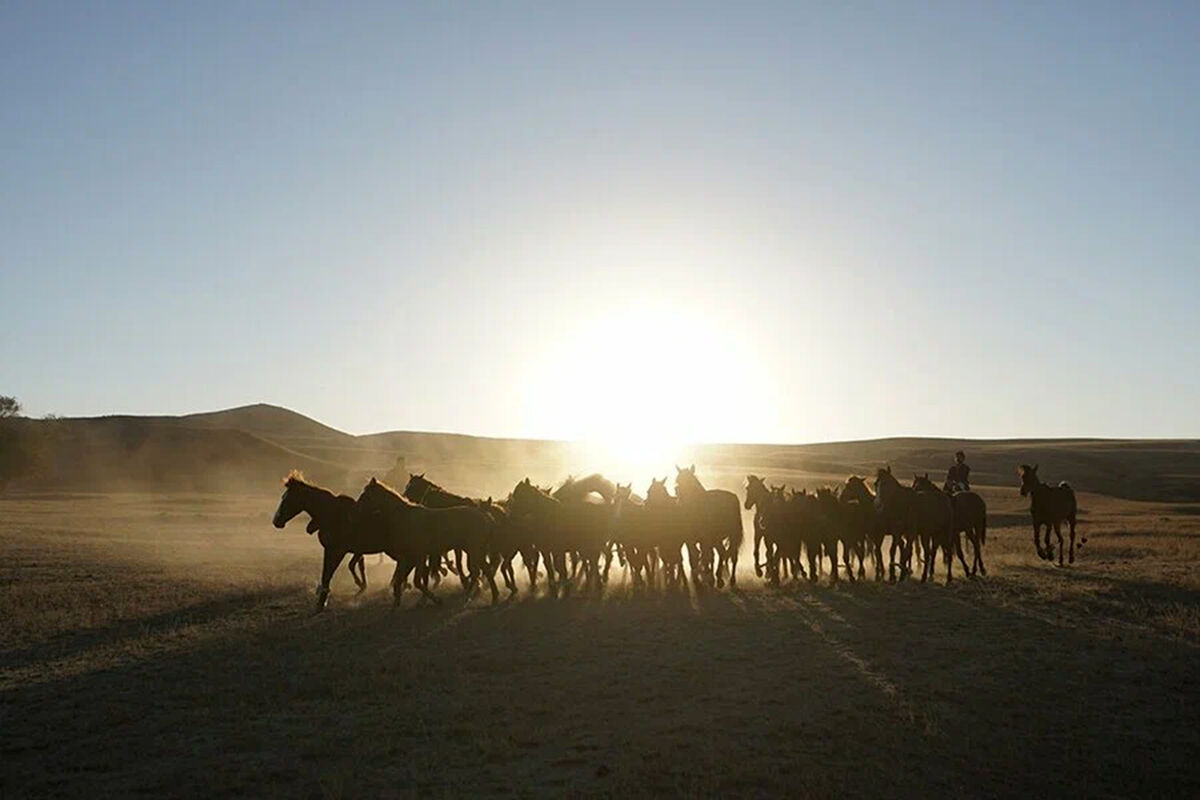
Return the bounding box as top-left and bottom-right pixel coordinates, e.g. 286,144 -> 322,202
814,486 -> 866,582
874,466 -> 959,583
1018,464 -> 1083,566
507,478 -> 610,597
644,478 -> 690,589
839,476 -> 886,581
743,477 -> 811,584
272,471 -> 385,611
478,497 -> 521,599
914,473 -> 986,577
553,473 -> 617,585
610,482 -> 656,588
906,472 -> 965,582
402,472 -> 479,587
872,466 -> 918,581
744,475 -> 774,578
675,465 -> 744,589
355,478 -> 499,606
553,473 -> 616,504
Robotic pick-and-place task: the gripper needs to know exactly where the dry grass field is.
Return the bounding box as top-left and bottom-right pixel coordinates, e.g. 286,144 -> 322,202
2,480 -> 1198,798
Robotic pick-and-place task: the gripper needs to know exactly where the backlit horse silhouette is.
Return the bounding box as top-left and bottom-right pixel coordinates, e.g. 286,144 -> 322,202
272,472 -> 383,611
1018,464 -> 1083,565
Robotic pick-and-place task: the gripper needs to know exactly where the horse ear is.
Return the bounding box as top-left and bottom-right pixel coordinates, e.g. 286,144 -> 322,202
923,472 -> 929,480
689,464 -> 695,472
1033,464 -> 1039,472
885,464 -> 892,474
369,477 -> 377,485
675,464 -> 681,472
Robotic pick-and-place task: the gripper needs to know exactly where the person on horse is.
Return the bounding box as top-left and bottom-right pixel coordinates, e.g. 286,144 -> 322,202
946,450 -> 971,492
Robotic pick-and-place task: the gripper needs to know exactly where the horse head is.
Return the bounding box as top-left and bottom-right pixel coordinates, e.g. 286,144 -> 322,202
911,473 -> 939,493
839,475 -> 873,504
1018,464 -> 1039,496
674,464 -> 704,501
647,477 -> 672,505
273,471 -> 309,528
403,472 -> 433,504
745,474 -> 770,510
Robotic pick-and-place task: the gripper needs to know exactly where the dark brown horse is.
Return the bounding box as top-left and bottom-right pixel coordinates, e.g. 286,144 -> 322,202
644,478 -> 690,589
872,466 -> 918,581
355,478 -> 498,606
744,475 -> 774,578
507,478 -> 610,597
610,482 -> 658,588
402,472 -> 475,586
272,471 -> 384,611
675,465 -> 744,588
553,473 -> 617,586
1018,464 -> 1083,565
874,467 -> 960,583
915,473 -> 987,577
839,476 -> 886,581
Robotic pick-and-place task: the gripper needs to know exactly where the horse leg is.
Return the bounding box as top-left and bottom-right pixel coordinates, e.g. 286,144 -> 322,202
348,553 -> 366,593
1068,519 -> 1077,564
1054,522 -> 1065,567
316,548 -> 346,612
955,532 -> 970,577
523,547 -> 540,592
754,527 -> 764,578
392,559 -> 413,606
416,562 -> 442,606
728,542 -> 740,589
483,553 -> 501,605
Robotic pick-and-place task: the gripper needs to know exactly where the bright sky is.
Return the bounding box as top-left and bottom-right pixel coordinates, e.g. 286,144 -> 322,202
2,2 -> 1198,445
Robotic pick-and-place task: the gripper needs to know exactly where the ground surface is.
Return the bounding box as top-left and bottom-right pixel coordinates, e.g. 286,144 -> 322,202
2,487 -> 1198,798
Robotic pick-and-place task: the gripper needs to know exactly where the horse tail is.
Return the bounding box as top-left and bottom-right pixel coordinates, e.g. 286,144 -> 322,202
979,513 -> 987,547
728,506 -> 745,552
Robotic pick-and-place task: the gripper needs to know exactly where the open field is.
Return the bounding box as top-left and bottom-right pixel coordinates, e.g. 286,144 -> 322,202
2,485 -> 1199,798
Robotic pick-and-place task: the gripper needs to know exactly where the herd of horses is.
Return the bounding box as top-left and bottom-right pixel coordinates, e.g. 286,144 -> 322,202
271,463 -> 1083,611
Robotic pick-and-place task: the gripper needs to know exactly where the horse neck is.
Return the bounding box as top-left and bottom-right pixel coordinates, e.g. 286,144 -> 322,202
845,482 -> 873,504
297,484 -> 339,522
677,477 -> 705,502
426,487 -> 470,507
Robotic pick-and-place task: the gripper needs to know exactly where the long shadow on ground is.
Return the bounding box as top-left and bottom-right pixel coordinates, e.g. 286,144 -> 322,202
2,582 -> 1198,798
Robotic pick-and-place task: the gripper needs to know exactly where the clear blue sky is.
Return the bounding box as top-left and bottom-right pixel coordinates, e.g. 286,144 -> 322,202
2,1 -> 1198,443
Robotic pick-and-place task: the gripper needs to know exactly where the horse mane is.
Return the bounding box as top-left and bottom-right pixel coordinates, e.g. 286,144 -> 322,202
410,473 -> 449,492
554,473 -> 615,502
283,470 -> 334,495
365,477 -> 420,506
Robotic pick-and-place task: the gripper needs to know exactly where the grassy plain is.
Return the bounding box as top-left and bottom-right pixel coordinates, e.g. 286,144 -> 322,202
2,484 -> 1198,797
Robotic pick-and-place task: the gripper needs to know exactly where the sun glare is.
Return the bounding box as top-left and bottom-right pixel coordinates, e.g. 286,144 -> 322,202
522,300 -> 770,486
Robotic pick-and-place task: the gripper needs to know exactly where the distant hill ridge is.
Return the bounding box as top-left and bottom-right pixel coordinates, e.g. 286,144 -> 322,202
9,404 -> 1200,502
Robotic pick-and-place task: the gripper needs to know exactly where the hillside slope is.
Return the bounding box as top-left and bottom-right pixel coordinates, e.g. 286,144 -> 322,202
6,405 -> 1198,501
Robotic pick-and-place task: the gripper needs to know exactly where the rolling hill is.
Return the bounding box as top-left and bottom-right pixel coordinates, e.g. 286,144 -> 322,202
5,404 -> 1200,501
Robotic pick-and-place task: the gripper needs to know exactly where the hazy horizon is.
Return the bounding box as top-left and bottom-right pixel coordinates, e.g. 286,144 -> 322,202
4,2 -> 1198,445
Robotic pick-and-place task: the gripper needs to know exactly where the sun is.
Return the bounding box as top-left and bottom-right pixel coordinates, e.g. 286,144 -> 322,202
520,299 -> 770,487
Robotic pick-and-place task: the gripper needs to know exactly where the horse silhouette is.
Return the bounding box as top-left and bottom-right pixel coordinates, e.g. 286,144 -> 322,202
272,471 -> 384,611
356,477 -> 498,606
1018,464 -> 1083,565
675,465 -> 744,589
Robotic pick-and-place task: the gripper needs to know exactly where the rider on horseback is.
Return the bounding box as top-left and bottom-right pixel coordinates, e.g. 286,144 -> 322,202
946,450 -> 971,492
